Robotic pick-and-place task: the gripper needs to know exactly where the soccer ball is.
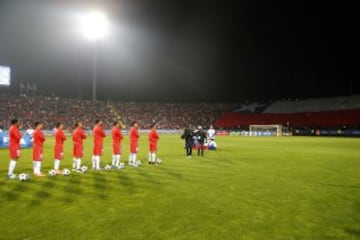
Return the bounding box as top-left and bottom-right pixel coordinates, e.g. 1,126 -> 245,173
62,168 -> 71,176
18,173 -> 29,181
104,164 -> 112,171
156,158 -> 162,164
48,169 -> 56,176
80,165 -> 88,173
136,160 -> 142,166
117,162 -> 125,169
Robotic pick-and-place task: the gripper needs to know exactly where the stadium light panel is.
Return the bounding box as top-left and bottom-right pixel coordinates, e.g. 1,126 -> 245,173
80,10 -> 109,41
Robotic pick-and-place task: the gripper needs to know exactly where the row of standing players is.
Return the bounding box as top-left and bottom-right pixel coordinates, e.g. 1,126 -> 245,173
7,119 -> 159,179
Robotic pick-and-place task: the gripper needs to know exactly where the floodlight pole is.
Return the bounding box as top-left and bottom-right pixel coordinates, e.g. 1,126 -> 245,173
92,41 -> 98,102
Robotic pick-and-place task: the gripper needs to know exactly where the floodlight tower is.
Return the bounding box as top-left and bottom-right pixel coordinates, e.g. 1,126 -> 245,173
81,10 -> 109,102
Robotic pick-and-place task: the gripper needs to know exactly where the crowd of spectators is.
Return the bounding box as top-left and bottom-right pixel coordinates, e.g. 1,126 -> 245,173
115,102 -> 238,129
0,95 -> 114,130
3,93 -> 357,132
0,94 -> 238,130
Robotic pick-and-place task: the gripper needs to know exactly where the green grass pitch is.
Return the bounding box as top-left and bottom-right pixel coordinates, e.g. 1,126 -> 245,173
0,135 -> 360,240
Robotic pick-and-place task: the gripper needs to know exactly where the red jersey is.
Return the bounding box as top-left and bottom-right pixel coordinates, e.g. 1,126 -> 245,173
148,129 -> 159,144
129,127 -> 139,143
129,127 -> 139,154
33,128 -> 45,161
55,128 -> 66,147
112,126 -> 123,144
9,125 -> 21,149
54,128 -> 66,159
72,127 -> 87,144
93,125 -> 106,146
112,126 -> 123,155
33,129 -> 45,148
72,127 -> 86,158
9,125 -> 22,159
148,129 -> 159,153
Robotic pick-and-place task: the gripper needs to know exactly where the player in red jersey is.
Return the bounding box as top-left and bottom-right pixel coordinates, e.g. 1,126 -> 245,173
148,123 -> 159,164
54,122 -> 66,174
111,121 -> 123,168
72,121 -> 87,171
128,121 -> 140,166
33,122 -> 46,177
92,120 -> 106,170
7,119 -> 22,179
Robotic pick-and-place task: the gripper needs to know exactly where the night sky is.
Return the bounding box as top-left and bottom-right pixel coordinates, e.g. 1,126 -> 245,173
0,0 -> 358,102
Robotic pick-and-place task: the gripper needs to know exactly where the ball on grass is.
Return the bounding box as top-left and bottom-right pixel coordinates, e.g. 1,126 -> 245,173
18,173 -> 29,181
62,168 -> 71,176
48,169 -> 56,177
80,165 -> 88,173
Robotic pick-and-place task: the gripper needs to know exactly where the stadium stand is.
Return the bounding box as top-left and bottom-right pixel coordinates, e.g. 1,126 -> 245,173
214,95 -> 360,129
0,95 -> 115,130
0,94 -> 237,130
264,95 -> 360,113
113,102 -> 237,129
214,110 -> 360,128
2,94 -> 359,131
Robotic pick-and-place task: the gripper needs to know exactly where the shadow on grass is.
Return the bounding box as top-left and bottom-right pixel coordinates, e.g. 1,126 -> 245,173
28,199 -> 41,206
158,166 -> 182,179
34,190 -> 51,199
2,190 -> 19,201
65,176 -> 83,193
117,172 -> 136,194
135,168 -> 160,185
59,175 -> 84,203
211,151 -> 235,166
93,172 -> 107,199
42,178 -> 56,188
344,227 -> 360,237
1,179 -> 31,201
14,181 -> 29,192
15,178 -> 54,206
30,178 -> 58,204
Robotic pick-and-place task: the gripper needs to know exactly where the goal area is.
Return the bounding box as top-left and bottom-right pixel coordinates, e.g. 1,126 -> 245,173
249,125 -> 282,136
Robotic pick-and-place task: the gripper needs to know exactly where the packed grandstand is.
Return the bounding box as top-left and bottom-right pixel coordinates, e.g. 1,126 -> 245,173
0,94 -> 237,130
1,94 -> 359,134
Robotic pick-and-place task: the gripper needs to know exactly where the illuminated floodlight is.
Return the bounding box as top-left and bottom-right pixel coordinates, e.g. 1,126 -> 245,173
80,10 -> 109,41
